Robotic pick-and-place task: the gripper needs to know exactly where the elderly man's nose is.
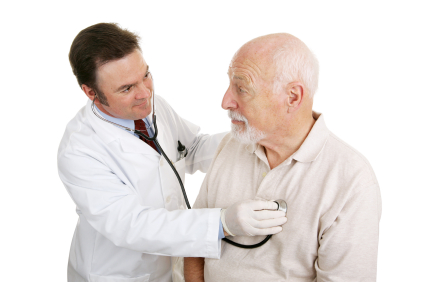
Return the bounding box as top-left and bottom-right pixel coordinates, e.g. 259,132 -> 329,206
222,87 -> 237,110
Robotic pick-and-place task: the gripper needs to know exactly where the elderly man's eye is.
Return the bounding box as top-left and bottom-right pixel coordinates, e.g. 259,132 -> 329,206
123,86 -> 133,92
239,87 -> 246,93
144,71 -> 150,78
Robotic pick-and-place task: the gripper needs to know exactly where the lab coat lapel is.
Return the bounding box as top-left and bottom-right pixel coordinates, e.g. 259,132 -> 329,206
156,112 -> 173,159
84,100 -> 157,155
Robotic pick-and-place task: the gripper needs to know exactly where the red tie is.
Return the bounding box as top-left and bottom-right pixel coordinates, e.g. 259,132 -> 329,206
134,119 -> 159,153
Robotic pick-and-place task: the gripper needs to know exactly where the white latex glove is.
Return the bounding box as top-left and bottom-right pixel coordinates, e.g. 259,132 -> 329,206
221,199 -> 287,236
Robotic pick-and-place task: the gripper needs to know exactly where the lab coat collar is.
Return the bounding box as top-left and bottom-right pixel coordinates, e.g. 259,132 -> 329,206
94,104 -> 136,132
85,100 -> 159,155
245,111 -> 329,163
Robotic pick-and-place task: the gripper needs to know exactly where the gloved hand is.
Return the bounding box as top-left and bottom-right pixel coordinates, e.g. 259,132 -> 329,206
221,199 -> 287,236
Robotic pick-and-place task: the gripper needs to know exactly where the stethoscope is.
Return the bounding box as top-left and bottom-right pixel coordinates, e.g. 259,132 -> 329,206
91,74 -> 287,249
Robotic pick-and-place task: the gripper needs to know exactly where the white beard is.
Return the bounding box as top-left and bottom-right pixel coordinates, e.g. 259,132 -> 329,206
228,110 -> 265,144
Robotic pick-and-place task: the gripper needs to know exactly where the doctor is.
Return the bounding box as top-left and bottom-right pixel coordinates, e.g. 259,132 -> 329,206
58,23 -> 287,282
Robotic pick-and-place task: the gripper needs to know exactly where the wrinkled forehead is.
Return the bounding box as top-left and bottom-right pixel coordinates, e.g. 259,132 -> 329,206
228,42 -> 276,84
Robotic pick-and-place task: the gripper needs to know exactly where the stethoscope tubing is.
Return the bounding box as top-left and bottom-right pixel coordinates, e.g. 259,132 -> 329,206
143,117 -> 274,249
152,138 -> 191,209
91,90 -> 274,248
143,126 -> 274,248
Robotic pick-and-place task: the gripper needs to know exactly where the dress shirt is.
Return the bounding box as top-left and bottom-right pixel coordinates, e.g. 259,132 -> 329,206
95,105 -> 160,152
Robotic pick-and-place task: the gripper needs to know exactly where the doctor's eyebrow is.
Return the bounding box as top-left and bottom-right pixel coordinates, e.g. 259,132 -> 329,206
114,66 -> 150,93
115,83 -> 135,93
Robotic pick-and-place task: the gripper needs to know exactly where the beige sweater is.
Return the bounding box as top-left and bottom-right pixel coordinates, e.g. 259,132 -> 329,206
193,112 -> 381,281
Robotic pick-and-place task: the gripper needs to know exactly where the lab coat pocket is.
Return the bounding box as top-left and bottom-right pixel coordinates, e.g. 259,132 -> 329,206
89,273 -> 150,282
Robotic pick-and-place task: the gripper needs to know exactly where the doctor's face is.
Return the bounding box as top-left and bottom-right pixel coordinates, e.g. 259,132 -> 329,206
94,49 -> 153,120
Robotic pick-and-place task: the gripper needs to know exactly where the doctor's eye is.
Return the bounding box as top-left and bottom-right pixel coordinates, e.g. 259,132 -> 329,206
123,86 -> 133,93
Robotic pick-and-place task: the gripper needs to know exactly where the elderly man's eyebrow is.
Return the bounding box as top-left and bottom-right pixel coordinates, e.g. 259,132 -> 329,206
233,75 -> 254,87
233,75 -> 246,81
233,74 -> 254,85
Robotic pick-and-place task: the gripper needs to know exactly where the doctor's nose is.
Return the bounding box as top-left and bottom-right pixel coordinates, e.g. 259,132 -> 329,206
135,84 -> 152,100
222,86 -> 238,110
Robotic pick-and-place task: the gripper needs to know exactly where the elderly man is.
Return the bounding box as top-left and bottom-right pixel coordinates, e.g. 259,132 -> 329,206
184,33 -> 381,281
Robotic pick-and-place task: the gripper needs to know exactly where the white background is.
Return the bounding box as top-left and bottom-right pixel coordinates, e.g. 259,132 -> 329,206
1,1 -> 424,281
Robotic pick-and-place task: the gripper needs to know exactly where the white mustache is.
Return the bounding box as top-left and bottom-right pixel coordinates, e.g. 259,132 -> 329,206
227,110 -> 265,144
228,110 -> 248,123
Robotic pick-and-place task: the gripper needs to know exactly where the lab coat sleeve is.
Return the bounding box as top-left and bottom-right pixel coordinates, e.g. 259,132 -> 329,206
158,96 -> 228,174
58,147 -> 222,258
185,132 -> 227,174
315,183 -> 382,281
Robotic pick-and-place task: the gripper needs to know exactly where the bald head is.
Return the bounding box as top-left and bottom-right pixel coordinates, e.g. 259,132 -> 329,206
233,33 -> 319,97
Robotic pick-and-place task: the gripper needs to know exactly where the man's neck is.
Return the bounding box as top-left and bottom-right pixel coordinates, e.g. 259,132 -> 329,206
260,114 -> 316,169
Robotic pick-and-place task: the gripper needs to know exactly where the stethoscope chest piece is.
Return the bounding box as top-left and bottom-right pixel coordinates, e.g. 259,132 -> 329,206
274,199 -> 287,216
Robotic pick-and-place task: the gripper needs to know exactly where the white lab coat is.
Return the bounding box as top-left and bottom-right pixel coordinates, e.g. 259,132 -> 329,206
58,96 -> 226,282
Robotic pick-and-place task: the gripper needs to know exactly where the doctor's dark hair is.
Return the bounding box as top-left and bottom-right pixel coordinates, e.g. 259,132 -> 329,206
69,23 -> 141,106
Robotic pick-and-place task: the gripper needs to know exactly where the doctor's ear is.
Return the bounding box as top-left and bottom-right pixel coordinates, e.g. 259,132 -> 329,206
82,84 -> 96,101
285,82 -> 304,113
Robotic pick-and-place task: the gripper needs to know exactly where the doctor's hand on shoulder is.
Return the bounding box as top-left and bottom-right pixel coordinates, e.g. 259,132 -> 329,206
221,199 -> 287,236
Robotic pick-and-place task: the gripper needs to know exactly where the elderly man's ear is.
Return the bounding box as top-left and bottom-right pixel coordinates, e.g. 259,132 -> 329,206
286,82 -> 304,113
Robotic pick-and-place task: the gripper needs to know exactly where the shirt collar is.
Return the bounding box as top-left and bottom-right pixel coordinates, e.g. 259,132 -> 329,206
94,105 -> 153,131
291,111 -> 329,163
245,111 -> 329,164
94,105 -> 135,131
